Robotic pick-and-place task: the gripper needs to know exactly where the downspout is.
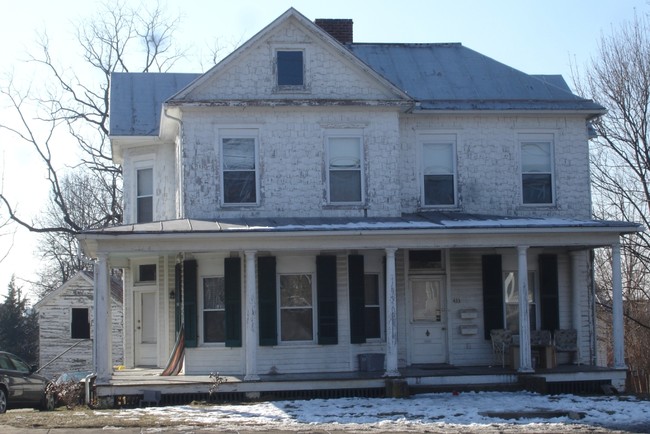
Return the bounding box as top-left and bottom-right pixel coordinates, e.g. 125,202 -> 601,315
163,106 -> 184,219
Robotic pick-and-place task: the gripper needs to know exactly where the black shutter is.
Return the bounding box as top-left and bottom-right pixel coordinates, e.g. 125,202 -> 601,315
224,257 -> 242,347
174,263 -> 182,337
258,256 -> 277,346
183,259 -> 198,348
482,254 -> 503,340
317,255 -> 338,345
539,254 -> 560,332
348,254 -> 366,344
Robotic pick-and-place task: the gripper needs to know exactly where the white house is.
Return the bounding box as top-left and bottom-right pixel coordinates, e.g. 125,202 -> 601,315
79,8 -> 640,397
34,271 -> 123,379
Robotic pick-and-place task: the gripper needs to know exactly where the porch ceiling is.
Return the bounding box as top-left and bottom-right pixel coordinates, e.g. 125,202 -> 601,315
77,212 -> 642,260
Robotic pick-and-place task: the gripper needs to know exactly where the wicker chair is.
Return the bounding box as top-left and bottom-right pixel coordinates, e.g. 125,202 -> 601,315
554,329 -> 580,365
490,329 -> 513,368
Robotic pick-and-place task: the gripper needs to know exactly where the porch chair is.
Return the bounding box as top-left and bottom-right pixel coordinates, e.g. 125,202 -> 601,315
490,329 -> 513,368
530,329 -> 554,368
554,328 -> 580,365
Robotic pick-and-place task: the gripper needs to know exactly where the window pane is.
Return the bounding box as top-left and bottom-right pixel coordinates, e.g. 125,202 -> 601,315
204,311 -> 225,343
364,274 -> 379,305
281,309 -> 313,341
280,275 -> 312,307
223,138 -> 255,170
365,306 -> 381,339
409,250 -> 443,269
329,137 -> 361,168
223,171 -> 256,203
71,308 -> 90,339
138,264 -> 157,282
424,175 -> 454,205
523,174 -> 552,204
330,171 -> 361,202
204,277 -> 225,310
423,142 -> 453,174
277,51 -> 303,86
137,168 -> 153,196
521,142 -> 551,172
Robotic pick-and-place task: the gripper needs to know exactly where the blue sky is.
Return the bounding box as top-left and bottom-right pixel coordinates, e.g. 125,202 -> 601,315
0,0 -> 648,299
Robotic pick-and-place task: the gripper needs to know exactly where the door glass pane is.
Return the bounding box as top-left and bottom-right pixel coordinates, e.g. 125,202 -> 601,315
412,280 -> 441,322
141,292 -> 157,344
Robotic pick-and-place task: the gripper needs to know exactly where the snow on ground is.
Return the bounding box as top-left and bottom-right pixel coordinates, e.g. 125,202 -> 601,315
109,391 -> 650,432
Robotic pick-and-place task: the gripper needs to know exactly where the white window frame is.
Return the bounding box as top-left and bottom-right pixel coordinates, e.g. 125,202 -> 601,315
200,275 -> 226,345
133,259 -> 158,286
364,273 -> 385,342
418,133 -> 457,207
325,131 -> 365,205
273,45 -> 309,93
133,158 -> 155,224
519,133 -> 555,206
277,272 -> 317,344
503,270 -> 539,334
219,129 -> 260,207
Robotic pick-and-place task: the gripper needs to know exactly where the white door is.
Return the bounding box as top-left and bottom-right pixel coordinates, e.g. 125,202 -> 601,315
134,290 -> 158,366
409,277 -> 447,364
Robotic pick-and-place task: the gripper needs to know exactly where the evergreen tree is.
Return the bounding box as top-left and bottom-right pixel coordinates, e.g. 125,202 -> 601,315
0,276 -> 39,364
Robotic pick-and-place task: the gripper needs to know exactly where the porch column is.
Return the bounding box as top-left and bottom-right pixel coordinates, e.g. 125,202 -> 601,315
570,251 -> 583,362
384,248 -> 399,377
611,243 -> 626,369
244,250 -> 260,381
94,253 -> 112,383
517,246 -> 533,372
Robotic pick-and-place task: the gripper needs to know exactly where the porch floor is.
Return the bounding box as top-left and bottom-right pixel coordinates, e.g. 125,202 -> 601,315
99,364 -> 626,403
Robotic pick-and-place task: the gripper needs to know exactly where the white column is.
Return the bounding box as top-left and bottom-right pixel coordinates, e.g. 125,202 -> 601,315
244,250 -> 260,381
570,251 -> 583,363
611,243 -> 626,369
384,248 -> 399,377
94,253 -> 112,383
517,246 -> 533,372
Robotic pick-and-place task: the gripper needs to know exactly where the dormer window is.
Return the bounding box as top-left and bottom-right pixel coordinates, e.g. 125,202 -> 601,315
276,50 -> 304,88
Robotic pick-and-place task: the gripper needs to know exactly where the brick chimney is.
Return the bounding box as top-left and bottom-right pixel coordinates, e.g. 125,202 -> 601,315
315,19 -> 353,44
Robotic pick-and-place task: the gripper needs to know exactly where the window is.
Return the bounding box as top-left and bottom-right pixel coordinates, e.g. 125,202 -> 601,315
279,274 -> 314,342
421,136 -> 456,206
521,135 -> 554,204
136,167 -> 153,223
203,277 -> 225,343
222,136 -> 257,205
327,136 -> 363,203
503,271 -> 537,334
277,50 -> 304,87
71,308 -> 90,339
364,274 -> 382,339
136,264 -> 157,284
409,250 -> 443,271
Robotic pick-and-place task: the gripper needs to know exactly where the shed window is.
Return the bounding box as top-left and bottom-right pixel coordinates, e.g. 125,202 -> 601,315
71,308 -> 90,339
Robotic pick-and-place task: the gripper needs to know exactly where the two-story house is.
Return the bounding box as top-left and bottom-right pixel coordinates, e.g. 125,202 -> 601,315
79,8 -> 640,399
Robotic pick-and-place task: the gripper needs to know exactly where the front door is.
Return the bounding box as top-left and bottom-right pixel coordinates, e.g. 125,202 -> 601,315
134,290 -> 158,366
409,277 -> 447,364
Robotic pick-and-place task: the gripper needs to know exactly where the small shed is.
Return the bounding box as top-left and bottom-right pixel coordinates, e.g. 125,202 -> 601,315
35,271 -> 123,379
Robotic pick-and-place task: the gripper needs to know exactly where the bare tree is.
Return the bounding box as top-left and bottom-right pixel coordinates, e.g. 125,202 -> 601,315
0,1 -> 185,294
575,12 -> 650,390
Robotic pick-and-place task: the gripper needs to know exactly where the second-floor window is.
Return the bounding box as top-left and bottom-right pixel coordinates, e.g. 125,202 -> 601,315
136,167 -> 153,223
520,134 -> 554,204
327,136 -> 363,204
221,135 -> 258,205
420,135 -> 456,206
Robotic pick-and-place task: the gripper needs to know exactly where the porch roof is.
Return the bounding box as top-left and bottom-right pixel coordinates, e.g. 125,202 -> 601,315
77,212 -> 641,259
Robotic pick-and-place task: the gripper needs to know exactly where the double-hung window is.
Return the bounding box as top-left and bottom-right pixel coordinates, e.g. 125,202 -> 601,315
364,274 -> 383,340
327,135 -> 363,203
221,132 -> 258,205
420,134 -> 456,206
203,276 -> 225,343
520,134 -> 554,204
503,271 -> 537,334
277,50 -> 304,87
279,274 -> 314,342
136,167 -> 153,223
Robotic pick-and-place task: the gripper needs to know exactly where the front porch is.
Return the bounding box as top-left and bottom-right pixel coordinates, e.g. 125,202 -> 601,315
98,364 -> 626,407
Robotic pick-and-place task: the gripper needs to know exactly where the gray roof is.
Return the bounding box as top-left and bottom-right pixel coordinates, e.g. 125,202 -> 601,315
109,44 -> 604,137
82,212 -> 640,236
110,72 -> 199,136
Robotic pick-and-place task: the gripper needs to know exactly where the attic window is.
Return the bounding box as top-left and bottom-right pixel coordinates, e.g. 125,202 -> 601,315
277,50 -> 304,87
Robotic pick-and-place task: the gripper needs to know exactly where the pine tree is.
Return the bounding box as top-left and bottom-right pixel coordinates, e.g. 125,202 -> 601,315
0,276 -> 39,364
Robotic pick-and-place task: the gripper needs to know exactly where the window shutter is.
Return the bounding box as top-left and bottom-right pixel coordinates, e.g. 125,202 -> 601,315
183,259 -> 198,348
224,257 -> 242,347
539,254 -> 560,332
348,254 -> 366,344
482,254 -> 503,340
317,255 -> 338,345
258,256 -> 277,346
174,263 -> 182,337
